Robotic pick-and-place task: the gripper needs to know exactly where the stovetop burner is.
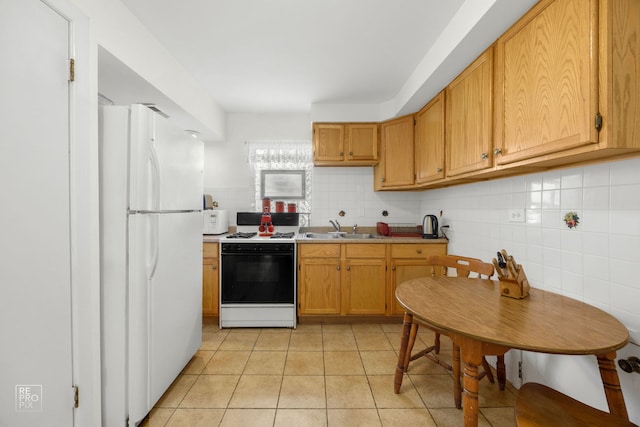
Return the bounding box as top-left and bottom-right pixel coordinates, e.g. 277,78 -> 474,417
226,232 -> 257,239
271,232 -> 295,239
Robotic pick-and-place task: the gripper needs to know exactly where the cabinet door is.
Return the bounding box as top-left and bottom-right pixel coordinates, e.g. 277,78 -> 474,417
390,259 -> 432,315
494,0 -> 597,165
378,114 -> 415,187
202,243 -> 219,316
347,123 -> 378,161
344,259 -> 387,315
313,123 -> 344,162
446,48 -> 493,177
415,91 -> 445,184
298,258 -> 341,314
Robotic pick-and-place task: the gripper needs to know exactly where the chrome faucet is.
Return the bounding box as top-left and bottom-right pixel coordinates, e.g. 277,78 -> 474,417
352,224 -> 358,234
329,220 -> 341,232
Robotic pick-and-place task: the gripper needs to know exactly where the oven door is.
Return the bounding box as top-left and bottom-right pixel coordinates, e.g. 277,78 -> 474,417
221,252 -> 295,304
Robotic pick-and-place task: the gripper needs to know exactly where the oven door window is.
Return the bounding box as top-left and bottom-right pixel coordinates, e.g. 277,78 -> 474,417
221,253 -> 294,304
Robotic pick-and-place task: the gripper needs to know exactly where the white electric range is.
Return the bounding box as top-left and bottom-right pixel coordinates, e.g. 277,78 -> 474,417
219,212 -> 299,328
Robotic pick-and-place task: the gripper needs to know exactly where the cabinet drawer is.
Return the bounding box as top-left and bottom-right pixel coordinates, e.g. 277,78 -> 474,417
390,244 -> 445,259
203,242 -> 219,257
298,243 -> 341,258
345,244 -> 385,258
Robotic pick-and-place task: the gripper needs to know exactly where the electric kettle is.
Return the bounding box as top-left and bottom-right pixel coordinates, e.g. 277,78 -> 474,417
422,214 -> 438,239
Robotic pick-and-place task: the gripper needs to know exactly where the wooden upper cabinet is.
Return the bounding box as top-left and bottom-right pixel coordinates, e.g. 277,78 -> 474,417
445,47 -> 494,177
347,123 -> 378,161
494,0 -> 597,165
494,0 -> 640,167
415,91 -> 445,185
313,123 -> 378,166
313,123 -> 344,162
375,114 -> 415,188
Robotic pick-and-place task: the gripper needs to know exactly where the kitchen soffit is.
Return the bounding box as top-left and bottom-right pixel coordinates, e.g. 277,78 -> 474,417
117,0 -> 538,116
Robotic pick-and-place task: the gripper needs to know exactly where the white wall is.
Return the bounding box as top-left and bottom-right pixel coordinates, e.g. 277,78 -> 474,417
421,157 -> 640,423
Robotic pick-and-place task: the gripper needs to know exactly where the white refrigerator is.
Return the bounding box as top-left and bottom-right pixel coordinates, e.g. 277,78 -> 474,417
99,104 -> 203,426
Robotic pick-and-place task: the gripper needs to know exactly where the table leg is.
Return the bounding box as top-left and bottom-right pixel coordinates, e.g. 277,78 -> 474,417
394,312 -> 413,394
596,351 -> 629,420
459,339 -> 483,427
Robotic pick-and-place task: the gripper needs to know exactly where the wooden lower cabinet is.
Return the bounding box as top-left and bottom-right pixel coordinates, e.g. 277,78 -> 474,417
298,241 -> 447,318
298,257 -> 342,314
298,243 -> 342,315
343,244 -> 386,315
389,243 -> 447,315
202,242 -> 219,316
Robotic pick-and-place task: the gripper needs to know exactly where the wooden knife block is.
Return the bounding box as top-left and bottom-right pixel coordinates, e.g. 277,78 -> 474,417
499,265 -> 530,299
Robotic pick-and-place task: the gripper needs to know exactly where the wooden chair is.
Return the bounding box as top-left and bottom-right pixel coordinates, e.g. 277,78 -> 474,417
515,382 -> 637,426
402,254 -> 505,409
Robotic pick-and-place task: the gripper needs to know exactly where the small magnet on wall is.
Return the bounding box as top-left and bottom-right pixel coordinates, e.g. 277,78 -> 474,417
382,210 -> 389,217
563,211 -> 580,229
338,210 -> 346,217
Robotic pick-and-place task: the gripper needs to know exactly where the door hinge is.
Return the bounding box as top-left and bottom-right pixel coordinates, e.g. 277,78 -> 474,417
518,361 -> 523,379
72,385 -> 79,408
595,113 -> 603,131
69,58 -> 75,82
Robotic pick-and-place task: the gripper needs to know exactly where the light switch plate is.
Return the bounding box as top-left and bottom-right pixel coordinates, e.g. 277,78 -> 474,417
509,209 -> 525,222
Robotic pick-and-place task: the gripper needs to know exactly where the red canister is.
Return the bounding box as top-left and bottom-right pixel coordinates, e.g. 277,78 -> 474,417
261,198 -> 271,212
287,203 -> 297,212
275,201 -> 285,212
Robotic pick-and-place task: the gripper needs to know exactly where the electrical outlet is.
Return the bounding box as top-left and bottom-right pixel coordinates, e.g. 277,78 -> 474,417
509,209 -> 525,222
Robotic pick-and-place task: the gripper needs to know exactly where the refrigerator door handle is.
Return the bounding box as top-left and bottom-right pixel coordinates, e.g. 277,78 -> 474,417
149,138 -> 161,212
148,214 -> 160,279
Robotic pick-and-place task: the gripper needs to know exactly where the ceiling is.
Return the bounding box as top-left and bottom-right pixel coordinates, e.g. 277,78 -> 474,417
104,0 -> 537,131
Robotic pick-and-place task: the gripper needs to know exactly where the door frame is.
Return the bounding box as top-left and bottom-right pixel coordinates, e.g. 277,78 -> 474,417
43,0 -> 102,424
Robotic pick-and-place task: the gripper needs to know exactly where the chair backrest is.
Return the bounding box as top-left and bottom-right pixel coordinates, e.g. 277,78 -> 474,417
426,254 -> 494,279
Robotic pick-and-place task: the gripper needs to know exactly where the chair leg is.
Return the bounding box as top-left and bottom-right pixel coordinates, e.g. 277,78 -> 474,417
452,343 -> 462,409
434,332 -> 441,354
403,322 -> 419,372
394,313 -> 413,394
481,356 -> 495,383
496,355 -> 506,391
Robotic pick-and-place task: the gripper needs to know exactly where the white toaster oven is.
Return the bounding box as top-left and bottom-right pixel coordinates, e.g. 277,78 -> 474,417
203,210 -> 229,235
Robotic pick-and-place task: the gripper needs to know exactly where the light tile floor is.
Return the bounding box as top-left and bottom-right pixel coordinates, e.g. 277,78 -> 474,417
142,319 -> 517,427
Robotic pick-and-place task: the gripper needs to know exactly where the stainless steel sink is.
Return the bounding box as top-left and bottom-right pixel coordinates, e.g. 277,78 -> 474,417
303,232 -> 342,239
344,233 -> 373,239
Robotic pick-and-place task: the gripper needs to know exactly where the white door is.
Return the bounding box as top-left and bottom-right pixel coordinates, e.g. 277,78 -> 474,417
129,105 -> 204,212
127,211 -> 202,425
0,0 -> 74,425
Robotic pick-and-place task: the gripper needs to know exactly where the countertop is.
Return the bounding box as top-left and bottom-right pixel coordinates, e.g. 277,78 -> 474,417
203,233 -> 447,244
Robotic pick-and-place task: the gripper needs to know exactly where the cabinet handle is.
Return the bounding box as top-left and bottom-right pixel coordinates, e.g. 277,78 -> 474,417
346,266 -> 351,271
349,152 -> 353,156
336,265 -> 340,271
494,148 -> 502,155
380,177 -> 385,182
339,152 -> 344,156
392,266 -> 396,271
212,265 -> 217,270
481,152 -> 488,160
436,167 -> 443,173
416,249 -> 422,254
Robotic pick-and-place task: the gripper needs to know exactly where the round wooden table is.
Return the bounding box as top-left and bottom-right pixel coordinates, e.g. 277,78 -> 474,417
394,276 -> 630,427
